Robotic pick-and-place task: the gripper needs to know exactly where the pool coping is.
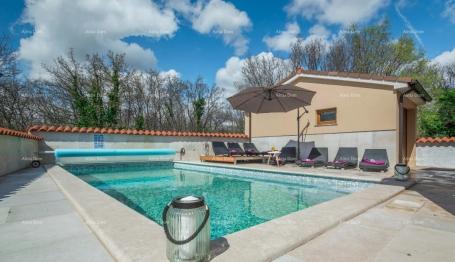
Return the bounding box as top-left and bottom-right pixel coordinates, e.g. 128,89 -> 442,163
45,164 -> 411,261
175,160 -> 384,183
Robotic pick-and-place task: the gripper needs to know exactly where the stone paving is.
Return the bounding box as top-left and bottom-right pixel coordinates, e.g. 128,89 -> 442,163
276,169 -> 455,262
0,168 -> 113,262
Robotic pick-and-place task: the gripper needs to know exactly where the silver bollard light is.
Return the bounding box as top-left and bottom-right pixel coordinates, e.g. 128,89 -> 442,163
163,195 -> 210,262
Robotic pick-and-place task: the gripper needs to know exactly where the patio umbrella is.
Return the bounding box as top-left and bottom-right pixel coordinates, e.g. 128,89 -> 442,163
227,84 -> 315,113
227,84 -> 316,158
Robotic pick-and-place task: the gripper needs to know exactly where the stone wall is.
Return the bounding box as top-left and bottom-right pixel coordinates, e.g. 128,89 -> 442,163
252,130 -> 397,167
35,132 -> 249,164
0,135 -> 38,176
416,142 -> 455,169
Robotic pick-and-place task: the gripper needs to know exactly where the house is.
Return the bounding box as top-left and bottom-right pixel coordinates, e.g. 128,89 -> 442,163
245,68 -> 432,169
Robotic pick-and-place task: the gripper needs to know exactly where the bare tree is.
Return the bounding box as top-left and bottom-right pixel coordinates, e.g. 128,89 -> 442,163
241,54 -> 291,88
0,35 -> 18,79
290,39 -> 305,70
325,38 -> 351,72
302,39 -> 326,71
443,63 -> 455,88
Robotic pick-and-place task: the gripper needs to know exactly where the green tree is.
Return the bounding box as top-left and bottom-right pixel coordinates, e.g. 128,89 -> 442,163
105,52 -> 124,127
134,115 -> 145,130
193,98 -> 206,131
437,89 -> 455,136
86,54 -> 105,127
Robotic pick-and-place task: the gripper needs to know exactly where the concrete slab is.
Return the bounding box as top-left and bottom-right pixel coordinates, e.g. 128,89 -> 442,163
347,205 -> 416,231
0,190 -> 65,207
0,213 -> 96,253
283,223 -> 395,262
373,225 -> 455,262
0,206 -> 9,224
0,234 -> 112,262
6,199 -> 74,223
0,167 -> 114,261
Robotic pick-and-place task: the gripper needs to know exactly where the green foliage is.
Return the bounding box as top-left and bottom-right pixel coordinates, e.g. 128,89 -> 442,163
47,51 -> 126,128
134,115 -> 145,130
104,52 -> 123,127
419,89 -> 455,137
193,98 -> 206,131
437,89 -> 455,136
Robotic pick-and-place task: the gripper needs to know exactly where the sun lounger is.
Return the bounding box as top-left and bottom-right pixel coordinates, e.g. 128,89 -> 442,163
359,149 -> 389,172
242,142 -> 267,155
270,146 -> 296,165
212,141 -> 230,156
200,141 -> 266,164
227,142 -> 245,156
327,147 -> 358,169
296,147 -> 328,167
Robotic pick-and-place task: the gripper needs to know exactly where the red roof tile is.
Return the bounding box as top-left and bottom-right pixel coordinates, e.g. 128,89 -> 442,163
416,137 -> 455,144
0,127 -> 43,141
27,125 -> 249,139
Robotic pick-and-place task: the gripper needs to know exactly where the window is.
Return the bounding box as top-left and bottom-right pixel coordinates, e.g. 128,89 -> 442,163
316,108 -> 337,126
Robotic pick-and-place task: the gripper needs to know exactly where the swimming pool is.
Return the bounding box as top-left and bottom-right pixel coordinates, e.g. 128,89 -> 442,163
64,162 -> 373,239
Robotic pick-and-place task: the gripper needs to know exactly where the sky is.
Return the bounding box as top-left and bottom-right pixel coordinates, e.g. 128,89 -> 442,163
1,0 -> 455,96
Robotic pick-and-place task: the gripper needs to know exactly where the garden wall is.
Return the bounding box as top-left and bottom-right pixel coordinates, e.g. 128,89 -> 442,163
416,138 -> 455,169
30,127 -> 248,164
0,128 -> 41,176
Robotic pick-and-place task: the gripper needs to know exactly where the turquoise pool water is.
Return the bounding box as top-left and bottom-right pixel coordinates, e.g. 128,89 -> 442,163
65,162 -> 372,239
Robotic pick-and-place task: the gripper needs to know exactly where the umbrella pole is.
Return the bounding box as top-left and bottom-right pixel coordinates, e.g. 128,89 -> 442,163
248,112 -> 252,142
297,108 -> 300,160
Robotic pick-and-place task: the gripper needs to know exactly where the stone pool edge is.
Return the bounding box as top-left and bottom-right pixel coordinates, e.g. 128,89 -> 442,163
46,164 -> 409,262
175,160 -> 383,183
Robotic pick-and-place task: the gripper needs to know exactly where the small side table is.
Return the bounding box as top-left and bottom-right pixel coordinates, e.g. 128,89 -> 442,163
267,150 -> 281,166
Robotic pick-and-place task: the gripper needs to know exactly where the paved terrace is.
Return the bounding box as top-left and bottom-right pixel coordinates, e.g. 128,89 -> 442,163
0,165 -> 454,261
0,167 -> 113,261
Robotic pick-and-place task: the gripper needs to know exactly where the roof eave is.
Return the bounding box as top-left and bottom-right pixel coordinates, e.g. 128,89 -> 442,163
410,80 -> 432,102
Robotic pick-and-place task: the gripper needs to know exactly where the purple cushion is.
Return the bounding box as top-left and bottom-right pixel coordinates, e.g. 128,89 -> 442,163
230,149 -> 241,154
362,159 -> 385,165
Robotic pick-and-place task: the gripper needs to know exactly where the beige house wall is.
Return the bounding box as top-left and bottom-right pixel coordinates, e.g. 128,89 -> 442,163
247,78 -> 399,138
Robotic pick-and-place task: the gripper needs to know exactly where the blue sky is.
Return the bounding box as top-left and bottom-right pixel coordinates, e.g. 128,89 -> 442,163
1,0 -> 455,94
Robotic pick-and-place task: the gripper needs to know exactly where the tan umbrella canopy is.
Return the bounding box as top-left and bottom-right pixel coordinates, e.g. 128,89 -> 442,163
228,84 -> 316,159
227,84 -> 315,113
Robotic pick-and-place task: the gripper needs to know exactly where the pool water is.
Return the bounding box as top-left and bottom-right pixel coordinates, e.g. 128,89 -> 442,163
65,162 -> 371,239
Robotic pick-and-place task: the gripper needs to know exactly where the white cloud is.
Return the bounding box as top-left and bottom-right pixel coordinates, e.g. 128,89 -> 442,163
19,0 -> 178,79
263,23 -> 332,53
309,24 -> 330,38
285,0 -> 389,26
167,0 -> 251,55
443,0 -> 455,23
432,48 -> 455,66
215,52 -> 290,97
159,69 -> 181,79
215,56 -> 244,97
263,22 -> 300,52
